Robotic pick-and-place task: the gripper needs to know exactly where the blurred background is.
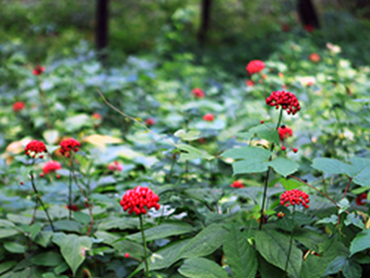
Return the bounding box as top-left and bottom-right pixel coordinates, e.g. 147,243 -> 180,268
1,0 -> 370,76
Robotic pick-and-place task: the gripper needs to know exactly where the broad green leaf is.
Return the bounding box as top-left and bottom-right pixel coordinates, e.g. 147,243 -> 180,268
179,224 -> 227,259
177,144 -> 214,161
344,213 -> 365,229
97,216 -> 139,230
54,220 -> 82,233
343,260 -> 362,278
0,229 -> 19,239
34,231 -> 53,247
178,258 -> 228,278
269,157 -> 299,177
60,234 -> 92,276
257,253 -> 285,278
353,165 -> 370,187
249,123 -> 279,144
350,228 -> 370,257
279,178 -> 302,190
222,146 -> 271,160
323,256 -> 347,275
127,222 -> 193,242
94,231 -> 146,259
232,160 -> 269,175
311,158 -> 354,176
255,228 -> 302,278
147,239 -> 192,271
43,130 -> 59,145
73,212 -> 91,225
174,129 -> 200,141
64,114 -> 91,132
4,242 -> 25,254
0,220 -> 15,228
293,228 -> 326,252
0,261 -> 16,275
223,224 -> 257,278
30,252 -> 63,266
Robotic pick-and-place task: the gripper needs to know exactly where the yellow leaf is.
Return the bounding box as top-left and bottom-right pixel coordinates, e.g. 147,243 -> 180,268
83,134 -> 123,149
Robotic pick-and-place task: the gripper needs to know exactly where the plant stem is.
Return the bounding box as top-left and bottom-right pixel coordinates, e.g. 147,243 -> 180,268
167,155 -> 176,182
37,78 -> 52,129
30,171 -> 55,232
68,162 -> 73,220
284,207 -> 296,278
139,214 -> 149,277
259,108 -> 284,230
342,177 -> 353,199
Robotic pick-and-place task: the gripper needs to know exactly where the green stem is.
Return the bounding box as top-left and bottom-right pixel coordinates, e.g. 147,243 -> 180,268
30,171 -> 55,232
167,155 -> 176,182
68,162 -> 73,220
139,214 -> 149,277
284,207 -> 296,277
259,108 -> 284,230
37,78 -> 52,129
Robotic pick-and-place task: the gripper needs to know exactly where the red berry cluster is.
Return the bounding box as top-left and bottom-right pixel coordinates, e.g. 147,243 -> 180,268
145,118 -> 155,126
246,60 -> 265,75
266,91 -> 301,115
356,193 -> 367,206
120,186 -> 160,215
277,212 -> 285,218
25,140 -> 47,158
32,65 -> 45,76
59,138 -> 81,157
13,101 -> 25,112
42,161 -> 62,174
192,88 -> 205,98
280,189 -> 309,209
278,125 -> 293,141
231,181 -> 244,188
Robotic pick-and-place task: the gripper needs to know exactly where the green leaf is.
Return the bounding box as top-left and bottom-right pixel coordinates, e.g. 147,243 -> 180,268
0,261 -> 16,275
293,228 -> 326,252
249,123 -> 280,144
223,224 -> 257,278
64,114 -> 91,132
127,222 -> 194,242
34,231 -> 53,247
177,144 -> 214,161
343,260 -> 362,278
43,130 -> 59,145
60,234 -> 92,276
179,224 -> 227,259
30,252 -> 63,266
269,158 -> 299,177
324,256 -> 347,275
54,220 -> 82,232
146,239 -> 193,271
350,229 -> 370,257
279,178 -> 302,190
222,146 -> 271,160
311,158 -> 354,176
178,258 -> 228,278
344,213 -> 365,229
4,242 -> 25,254
232,160 -> 269,175
174,129 -> 200,141
0,229 -> 19,239
257,253 -> 285,278
353,165 -> 370,187
98,216 -> 139,230
73,212 -> 91,225
255,228 -> 302,278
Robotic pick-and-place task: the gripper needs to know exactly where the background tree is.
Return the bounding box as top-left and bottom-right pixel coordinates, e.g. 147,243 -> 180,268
95,0 -> 109,62
297,0 -> 320,29
198,0 -> 212,46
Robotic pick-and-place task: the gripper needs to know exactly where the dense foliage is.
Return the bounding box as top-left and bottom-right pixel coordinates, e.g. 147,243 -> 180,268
1,1 -> 370,278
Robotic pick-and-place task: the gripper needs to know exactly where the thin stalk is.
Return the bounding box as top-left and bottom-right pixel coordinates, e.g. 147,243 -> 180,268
68,162 -> 73,220
284,207 -> 296,278
342,177 -> 352,199
167,155 -> 176,182
259,108 -> 284,230
37,78 -> 52,129
30,171 -> 55,231
70,152 -> 94,235
139,214 -> 149,277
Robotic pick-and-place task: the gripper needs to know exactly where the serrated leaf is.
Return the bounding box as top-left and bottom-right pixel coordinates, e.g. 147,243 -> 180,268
350,229 -> 370,257
177,144 -> 213,161
60,234 -> 92,276
269,157 -> 299,177
223,224 -> 257,278
178,258 -> 228,278
311,158 -> 353,175
255,228 -> 302,278
222,146 -> 271,160
179,224 -> 227,259
127,222 -> 193,242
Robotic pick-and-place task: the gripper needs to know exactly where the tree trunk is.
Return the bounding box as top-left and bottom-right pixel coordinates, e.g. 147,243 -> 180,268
95,0 -> 109,62
198,0 -> 212,46
297,0 -> 320,30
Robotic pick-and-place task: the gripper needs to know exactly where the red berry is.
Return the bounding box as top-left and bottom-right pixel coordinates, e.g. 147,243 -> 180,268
293,148 -> 298,153
124,253 -> 130,258
56,175 -> 61,179
260,120 -> 264,124
20,182 -> 24,185
281,146 -> 286,151
40,173 -> 44,178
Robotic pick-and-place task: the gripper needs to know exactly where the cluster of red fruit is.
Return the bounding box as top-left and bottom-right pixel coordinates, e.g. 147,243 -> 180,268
13,101 -> 25,112
120,186 -> 160,215
25,140 -> 47,158
280,189 -> 309,209
277,212 -> 286,218
43,160 -> 62,175
32,65 -> 45,76
192,88 -> 205,98
246,60 -> 265,75
266,91 -> 301,115
231,181 -> 244,188
59,138 -> 81,157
